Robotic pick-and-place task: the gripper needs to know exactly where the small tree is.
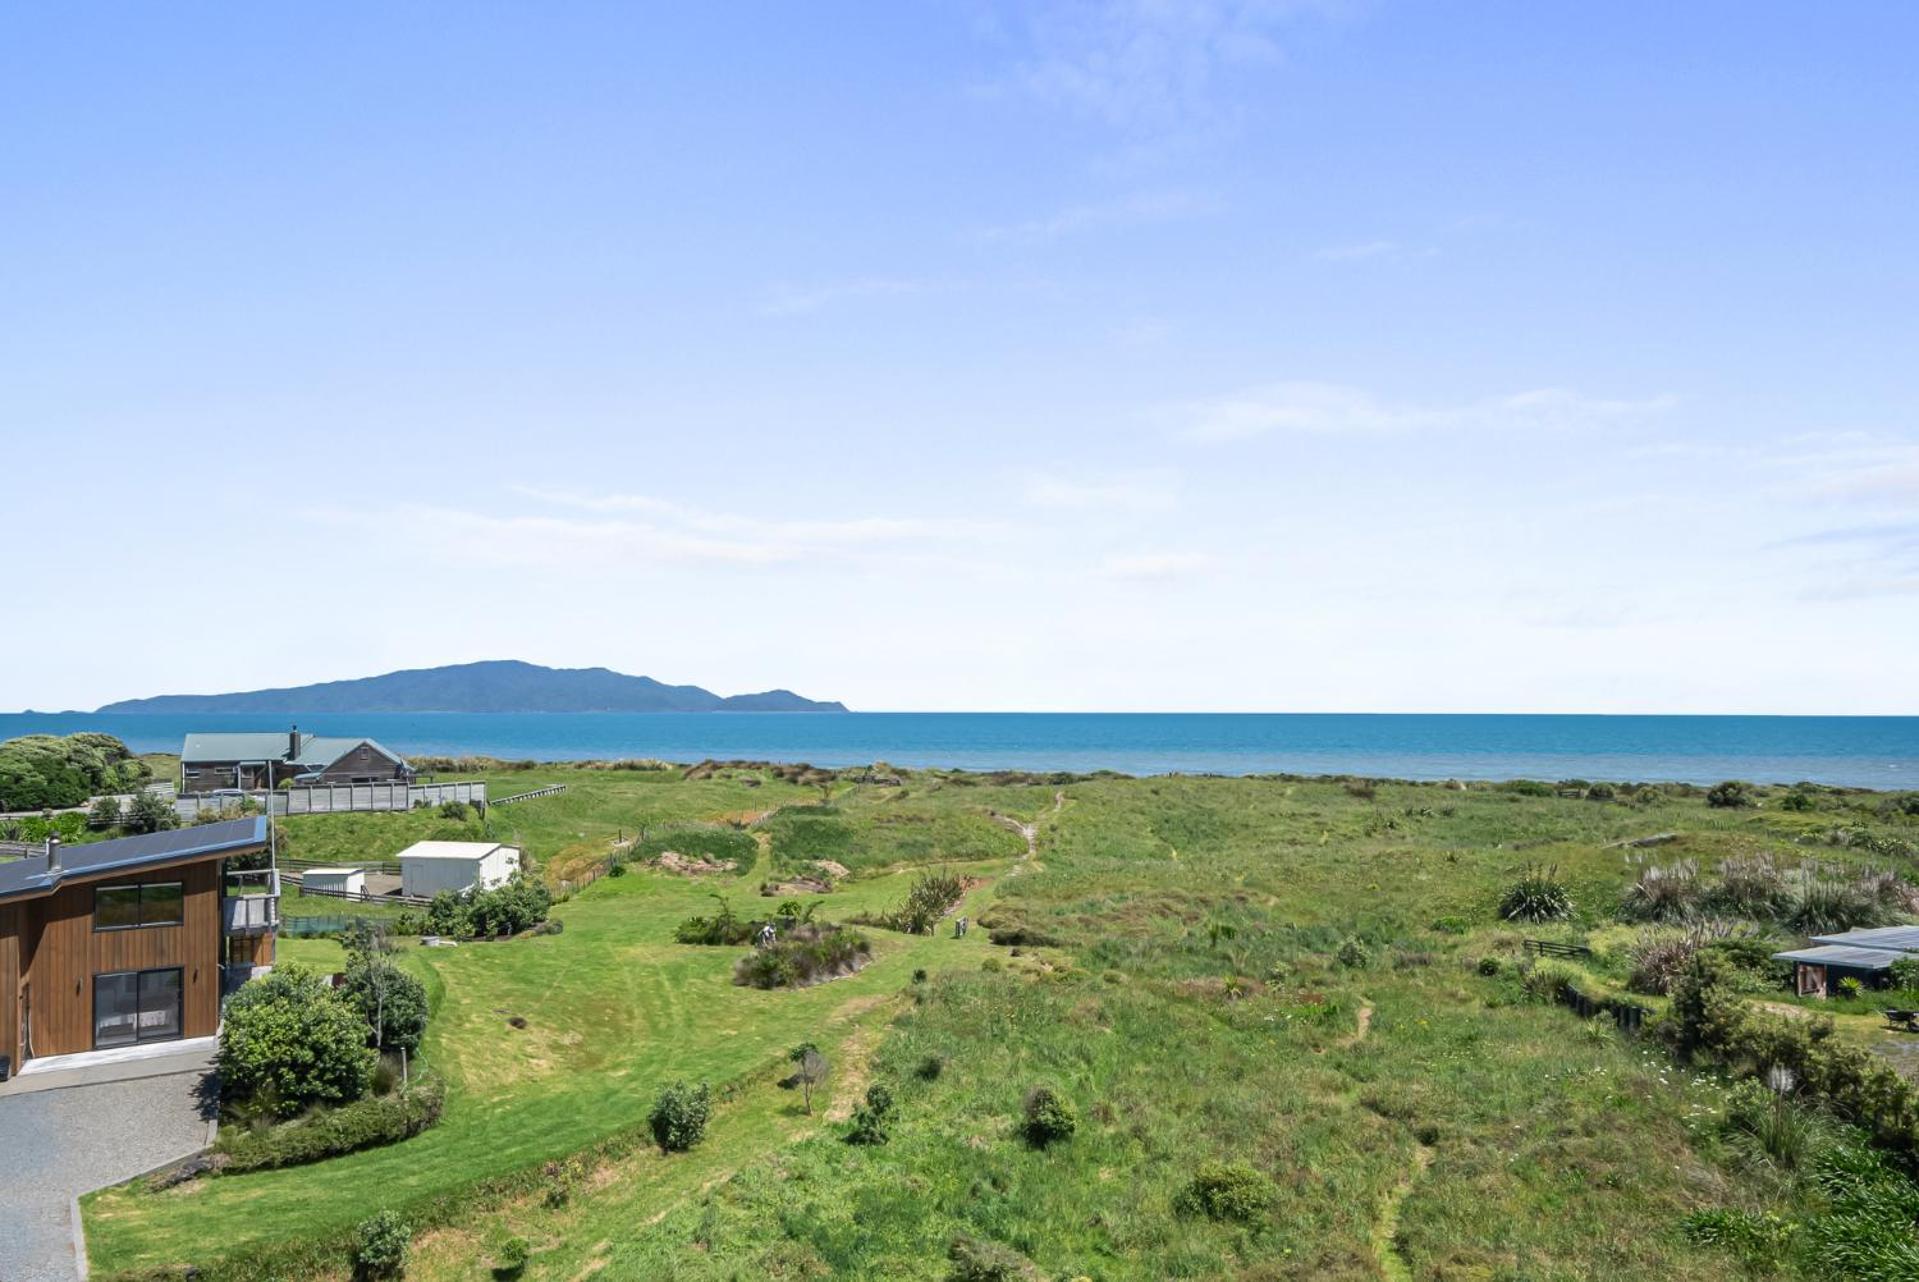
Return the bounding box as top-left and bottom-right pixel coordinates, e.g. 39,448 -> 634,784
124,789 -> 178,835
649,1080 -> 712,1152
1706,780 -> 1756,810
340,917 -> 391,961
88,795 -> 123,829
342,957 -> 430,1054
789,1041 -> 829,1115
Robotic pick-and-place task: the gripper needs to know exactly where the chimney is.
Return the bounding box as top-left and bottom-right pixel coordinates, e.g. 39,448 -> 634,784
45,834 -> 61,875
289,724 -> 300,759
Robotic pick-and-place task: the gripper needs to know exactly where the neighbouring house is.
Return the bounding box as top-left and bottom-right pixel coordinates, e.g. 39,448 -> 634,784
179,726 -> 414,793
300,867 -> 367,898
1774,926 -> 1919,998
0,817 -> 277,1077
398,841 -> 521,899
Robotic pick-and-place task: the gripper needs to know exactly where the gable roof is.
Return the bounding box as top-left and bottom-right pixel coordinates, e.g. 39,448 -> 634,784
396,840 -> 513,861
180,732 -> 407,770
0,816 -> 268,901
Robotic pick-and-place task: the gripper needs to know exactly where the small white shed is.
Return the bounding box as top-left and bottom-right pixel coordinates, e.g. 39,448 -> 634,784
302,867 -> 367,897
398,841 -> 522,898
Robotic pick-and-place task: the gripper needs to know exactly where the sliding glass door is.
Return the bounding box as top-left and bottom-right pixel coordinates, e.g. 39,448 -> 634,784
93,968 -> 183,1048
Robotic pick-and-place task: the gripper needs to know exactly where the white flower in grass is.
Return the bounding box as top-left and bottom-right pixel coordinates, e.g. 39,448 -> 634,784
1766,1064 -> 1798,1096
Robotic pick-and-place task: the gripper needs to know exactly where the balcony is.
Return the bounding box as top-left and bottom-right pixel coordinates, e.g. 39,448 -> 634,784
224,867 -> 281,935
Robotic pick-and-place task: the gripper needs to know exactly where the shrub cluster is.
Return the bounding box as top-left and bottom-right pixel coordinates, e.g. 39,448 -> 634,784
0,731 -> 151,810
353,1210 -> 411,1280
1021,1084 -> 1077,1147
217,1076 -> 445,1173
945,1233 -> 1035,1282
734,924 -> 872,989
1616,856 -> 1914,937
219,965 -> 377,1118
426,876 -> 552,939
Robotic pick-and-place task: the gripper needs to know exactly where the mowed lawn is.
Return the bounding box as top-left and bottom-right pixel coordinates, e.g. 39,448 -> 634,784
84,770 -> 1018,1278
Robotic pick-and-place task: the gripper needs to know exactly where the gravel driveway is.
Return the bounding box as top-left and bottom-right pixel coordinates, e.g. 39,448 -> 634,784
0,1071 -> 215,1282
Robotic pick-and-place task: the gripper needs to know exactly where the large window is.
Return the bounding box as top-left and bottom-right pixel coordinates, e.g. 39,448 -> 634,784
93,968 -> 183,1048
94,882 -> 184,930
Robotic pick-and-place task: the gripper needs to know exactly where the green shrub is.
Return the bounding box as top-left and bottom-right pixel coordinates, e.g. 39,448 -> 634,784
426,877 -> 552,939
341,959 -> 430,1053
855,870 -> 966,935
217,1077 -> 445,1172
1706,780 -> 1756,809
88,795 -> 123,828
219,965 -> 377,1118
1679,1208 -> 1796,1270
1021,1084 -> 1077,1147
733,924 -> 871,989
125,788 -> 179,835
1335,936 -> 1373,969
1890,956 -> 1919,993
1520,959 -> 1583,1003
847,1082 -> 897,1145
353,1209 -> 411,1279
1584,782 -> 1616,801
1176,1161 -> 1277,1222
674,893 -> 757,946
1499,864 -> 1573,922
648,1080 -> 712,1153
492,1234 -> 530,1276
1838,976 -> 1864,999
915,1054 -> 946,1081
945,1233 -> 1035,1282
1476,956 -> 1502,977
1780,791 -> 1816,812
1786,874 -> 1878,935
438,800 -> 470,820
1430,915 -> 1470,935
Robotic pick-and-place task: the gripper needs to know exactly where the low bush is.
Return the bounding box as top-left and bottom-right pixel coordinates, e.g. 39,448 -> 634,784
426,877 -> 552,939
946,1233 -> 1035,1282
352,1210 -> 411,1280
1785,873 -> 1878,935
733,924 -> 872,989
1021,1084 -> 1077,1147
1176,1161 -> 1277,1222
217,1077 -> 445,1173
1520,959 -> 1584,1003
1706,780 -> 1756,809
1707,854 -> 1791,919
1334,936 -> 1373,969
492,1234 -> 530,1277
438,800 -> 470,820
846,1083 -> 896,1145
855,871 -> 966,935
648,1080 -> 712,1153
1499,864 -> 1573,922
674,894 -> 759,946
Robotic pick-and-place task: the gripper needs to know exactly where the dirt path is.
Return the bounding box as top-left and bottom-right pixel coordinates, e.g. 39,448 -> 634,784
1373,1142 -> 1435,1282
988,790 -> 1063,871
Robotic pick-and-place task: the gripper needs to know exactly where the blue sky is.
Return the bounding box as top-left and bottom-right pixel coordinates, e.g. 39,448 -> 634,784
4,2 -> 1916,713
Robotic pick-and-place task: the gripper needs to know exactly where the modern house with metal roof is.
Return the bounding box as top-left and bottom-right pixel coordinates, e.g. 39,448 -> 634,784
1774,926 -> 1919,998
179,725 -> 413,793
0,817 -> 277,1078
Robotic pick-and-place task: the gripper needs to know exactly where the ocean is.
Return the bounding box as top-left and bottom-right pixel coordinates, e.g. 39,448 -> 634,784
2,711 -> 1916,789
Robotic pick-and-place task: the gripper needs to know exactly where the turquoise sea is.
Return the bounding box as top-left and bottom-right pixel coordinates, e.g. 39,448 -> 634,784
2,711 -> 1917,789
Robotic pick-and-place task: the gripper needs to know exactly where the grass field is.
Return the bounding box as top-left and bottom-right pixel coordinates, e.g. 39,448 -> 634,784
82,767 -> 1919,1280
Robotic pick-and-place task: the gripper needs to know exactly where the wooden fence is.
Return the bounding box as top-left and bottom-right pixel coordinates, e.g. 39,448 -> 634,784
174,780 -> 487,821
1523,938 -> 1593,959
494,784 -> 566,806
294,882 -> 433,908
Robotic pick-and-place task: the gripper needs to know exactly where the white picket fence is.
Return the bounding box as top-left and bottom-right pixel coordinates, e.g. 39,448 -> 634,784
173,780 -> 487,821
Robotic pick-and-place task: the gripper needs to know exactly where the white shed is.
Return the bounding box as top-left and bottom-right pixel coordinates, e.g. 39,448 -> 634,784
302,867 -> 367,897
398,841 -> 522,898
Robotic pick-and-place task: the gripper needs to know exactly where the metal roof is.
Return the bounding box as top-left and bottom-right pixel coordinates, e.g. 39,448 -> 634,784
0,816 -> 268,901
181,731 -> 408,769
396,840 -> 512,861
1773,944 -> 1905,969
1809,926 -> 1919,953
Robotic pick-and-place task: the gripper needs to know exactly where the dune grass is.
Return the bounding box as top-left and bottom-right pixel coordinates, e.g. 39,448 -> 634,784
82,768 -> 1919,1280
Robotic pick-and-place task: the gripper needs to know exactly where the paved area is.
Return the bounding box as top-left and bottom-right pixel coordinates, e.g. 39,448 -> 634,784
0,1069 -> 215,1282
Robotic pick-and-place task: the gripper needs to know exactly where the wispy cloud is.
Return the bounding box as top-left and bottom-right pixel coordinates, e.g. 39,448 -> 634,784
1101,551 -> 1213,581
981,0 -> 1328,131
1181,381 -> 1678,442
513,487 -> 1000,546
973,189 -> 1217,244
757,277 -> 935,317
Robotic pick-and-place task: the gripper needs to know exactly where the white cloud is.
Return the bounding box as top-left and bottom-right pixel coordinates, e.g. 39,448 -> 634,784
1101,551 -> 1212,581
512,487 -> 1001,546
1311,239 -> 1416,262
1182,381 -> 1678,442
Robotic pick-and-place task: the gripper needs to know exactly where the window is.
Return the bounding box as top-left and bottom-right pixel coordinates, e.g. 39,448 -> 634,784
93,968 -> 183,1048
94,882 -> 185,930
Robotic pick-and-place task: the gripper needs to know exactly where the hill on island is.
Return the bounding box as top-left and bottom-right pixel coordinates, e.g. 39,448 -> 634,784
95,659 -> 848,714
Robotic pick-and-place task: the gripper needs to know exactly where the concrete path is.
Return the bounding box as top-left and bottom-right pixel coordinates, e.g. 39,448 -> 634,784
0,1068 -> 216,1281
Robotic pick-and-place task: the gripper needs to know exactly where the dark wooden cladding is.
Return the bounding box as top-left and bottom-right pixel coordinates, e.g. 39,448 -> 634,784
4,843 -> 267,1066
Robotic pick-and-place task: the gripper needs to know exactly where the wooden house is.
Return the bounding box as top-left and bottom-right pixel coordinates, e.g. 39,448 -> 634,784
179,726 -> 413,793
0,817 -> 276,1076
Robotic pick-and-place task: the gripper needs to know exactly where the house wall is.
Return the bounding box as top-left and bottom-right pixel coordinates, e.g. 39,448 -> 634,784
402,858 -> 482,899
2,902 -> 20,1072
19,862 -> 223,1057
315,744 -> 407,784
